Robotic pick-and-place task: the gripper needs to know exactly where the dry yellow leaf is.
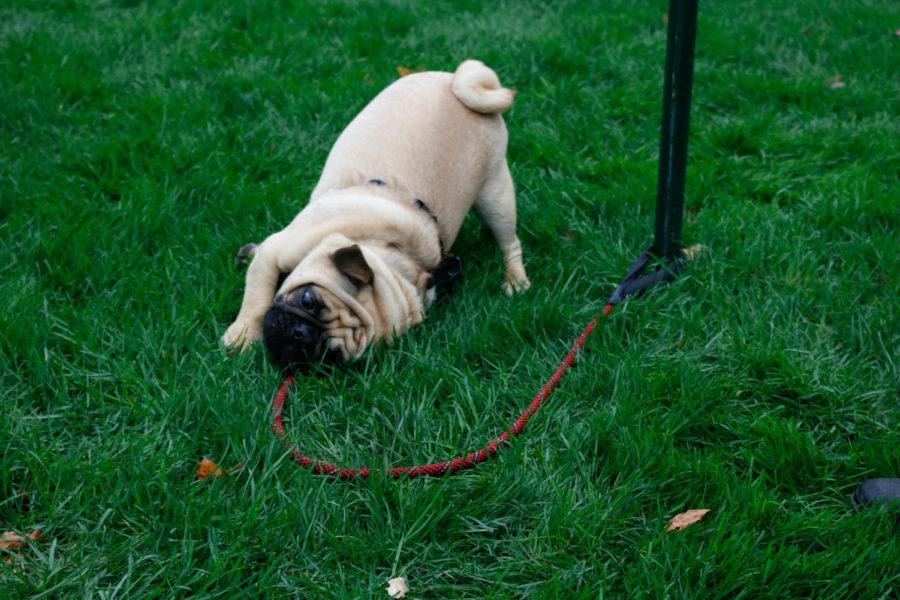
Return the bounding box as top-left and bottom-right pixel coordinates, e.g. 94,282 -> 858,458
666,509 -> 711,532
195,458 -> 224,480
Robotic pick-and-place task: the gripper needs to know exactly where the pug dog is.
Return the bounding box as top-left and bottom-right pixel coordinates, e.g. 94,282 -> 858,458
222,60 -> 530,368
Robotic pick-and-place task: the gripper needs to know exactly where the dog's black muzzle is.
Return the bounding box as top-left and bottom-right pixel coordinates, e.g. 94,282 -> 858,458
262,299 -> 329,370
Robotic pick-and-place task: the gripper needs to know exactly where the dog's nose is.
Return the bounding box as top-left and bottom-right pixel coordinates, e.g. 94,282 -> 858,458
262,303 -> 325,370
291,322 -> 315,345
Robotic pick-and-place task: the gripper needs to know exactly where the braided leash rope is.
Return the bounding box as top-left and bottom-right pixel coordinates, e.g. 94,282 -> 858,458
271,303 -> 614,479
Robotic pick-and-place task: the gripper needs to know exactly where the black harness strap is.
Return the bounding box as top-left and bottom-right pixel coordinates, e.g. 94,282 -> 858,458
368,178 -> 462,296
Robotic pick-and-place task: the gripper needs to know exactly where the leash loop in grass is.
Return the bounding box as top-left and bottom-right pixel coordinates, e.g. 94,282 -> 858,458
270,303 -> 614,479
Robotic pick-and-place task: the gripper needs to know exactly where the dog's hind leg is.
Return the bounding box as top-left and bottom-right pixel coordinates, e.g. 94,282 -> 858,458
475,160 -> 531,295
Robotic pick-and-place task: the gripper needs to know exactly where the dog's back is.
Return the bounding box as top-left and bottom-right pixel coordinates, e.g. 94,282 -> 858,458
311,61 -> 515,250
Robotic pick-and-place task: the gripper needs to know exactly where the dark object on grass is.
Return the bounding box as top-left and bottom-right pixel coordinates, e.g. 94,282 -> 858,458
610,0 -> 698,304
852,478 -> 900,510
608,250 -> 687,305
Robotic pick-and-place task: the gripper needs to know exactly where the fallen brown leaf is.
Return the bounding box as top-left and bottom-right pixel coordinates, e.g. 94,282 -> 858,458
0,531 -> 23,550
666,509 -> 711,531
0,530 -> 40,550
396,66 -> 421,78
827,75 -> 846,89
195,458 -> 224,480
195,459 -> 245,479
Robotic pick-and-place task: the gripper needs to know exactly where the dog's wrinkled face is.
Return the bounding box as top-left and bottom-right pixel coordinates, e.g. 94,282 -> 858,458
262,243 -> 379,369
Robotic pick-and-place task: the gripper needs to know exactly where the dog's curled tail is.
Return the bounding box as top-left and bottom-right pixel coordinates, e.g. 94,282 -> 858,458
451,60 -> 515,114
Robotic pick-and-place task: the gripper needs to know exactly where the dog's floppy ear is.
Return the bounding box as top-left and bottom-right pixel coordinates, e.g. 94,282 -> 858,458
333,245 -> 374,288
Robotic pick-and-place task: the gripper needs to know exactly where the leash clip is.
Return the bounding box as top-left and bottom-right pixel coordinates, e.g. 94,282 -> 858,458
607,248 -> 687,305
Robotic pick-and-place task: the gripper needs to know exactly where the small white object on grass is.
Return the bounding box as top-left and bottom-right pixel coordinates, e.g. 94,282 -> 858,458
386,576 -> 409,598
682,243 -> 704,261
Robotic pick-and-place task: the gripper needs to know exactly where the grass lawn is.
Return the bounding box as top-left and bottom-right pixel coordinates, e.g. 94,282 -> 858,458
2,0 -> 898,597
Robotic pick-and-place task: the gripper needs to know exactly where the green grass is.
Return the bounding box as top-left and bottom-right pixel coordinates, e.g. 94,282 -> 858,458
2,0 -> 898,597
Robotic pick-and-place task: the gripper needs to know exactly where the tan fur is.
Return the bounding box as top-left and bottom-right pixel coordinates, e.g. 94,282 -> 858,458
223,60 -> 530,357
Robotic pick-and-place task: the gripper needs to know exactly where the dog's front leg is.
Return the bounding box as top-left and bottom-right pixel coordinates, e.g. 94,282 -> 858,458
222,241 -> 282,351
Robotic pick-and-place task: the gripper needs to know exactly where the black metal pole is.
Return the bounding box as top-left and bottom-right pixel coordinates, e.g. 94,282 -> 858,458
608,0 -> 699,304
652,0 -> 698,259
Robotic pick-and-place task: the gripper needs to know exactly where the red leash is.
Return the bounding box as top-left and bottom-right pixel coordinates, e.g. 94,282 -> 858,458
271,303 -> 614,479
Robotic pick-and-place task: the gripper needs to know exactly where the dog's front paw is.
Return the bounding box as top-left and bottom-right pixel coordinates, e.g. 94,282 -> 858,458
222,319 -> 262,352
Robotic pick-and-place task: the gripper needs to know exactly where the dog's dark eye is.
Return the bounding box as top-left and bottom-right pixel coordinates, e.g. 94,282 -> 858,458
301,289 -> 316,310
